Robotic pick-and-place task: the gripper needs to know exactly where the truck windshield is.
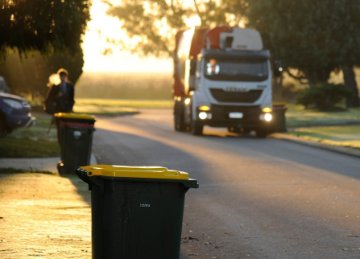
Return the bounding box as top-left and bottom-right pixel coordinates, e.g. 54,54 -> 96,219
204,58 -> 268,81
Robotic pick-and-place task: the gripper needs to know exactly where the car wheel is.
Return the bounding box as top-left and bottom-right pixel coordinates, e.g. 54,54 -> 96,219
0,113 -> 8,137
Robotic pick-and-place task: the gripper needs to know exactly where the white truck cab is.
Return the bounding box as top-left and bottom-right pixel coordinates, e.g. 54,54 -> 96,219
174,27 -> 274,136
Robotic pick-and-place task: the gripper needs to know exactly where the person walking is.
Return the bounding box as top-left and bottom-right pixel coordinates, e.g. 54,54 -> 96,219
45,68 -> 75,114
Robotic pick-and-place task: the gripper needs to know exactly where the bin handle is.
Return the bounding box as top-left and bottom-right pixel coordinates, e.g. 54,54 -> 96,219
76,168 -> 92,184
76,168 -> 104,191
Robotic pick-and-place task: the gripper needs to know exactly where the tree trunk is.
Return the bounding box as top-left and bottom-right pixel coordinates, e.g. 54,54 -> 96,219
307,70 -> 332,86
342,65 -> 360,107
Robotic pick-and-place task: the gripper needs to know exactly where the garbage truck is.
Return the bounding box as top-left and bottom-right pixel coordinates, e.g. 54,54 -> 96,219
173,26 -> 275,136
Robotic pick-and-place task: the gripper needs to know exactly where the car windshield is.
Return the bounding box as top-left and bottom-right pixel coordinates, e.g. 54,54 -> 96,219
204,58 -> 268,81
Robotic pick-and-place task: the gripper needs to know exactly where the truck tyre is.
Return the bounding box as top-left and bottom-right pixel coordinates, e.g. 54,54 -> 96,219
191,120 -> 203,135
227,126 -> 241,133
256,128 -> 268,138
174,101 -> 187,132
174,110 -> 187,132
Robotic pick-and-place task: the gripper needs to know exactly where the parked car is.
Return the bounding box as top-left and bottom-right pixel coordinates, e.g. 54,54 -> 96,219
0,92 -> 35,136
0,76 -> 10,93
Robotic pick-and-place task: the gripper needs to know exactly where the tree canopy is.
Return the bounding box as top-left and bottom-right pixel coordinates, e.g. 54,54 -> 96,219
108,0 -> 248,56
0,0 -> 90,55
111,1 -> 360,80
247,0 -> 360,85
110,0 -> 359,106
0,0 -> 90,99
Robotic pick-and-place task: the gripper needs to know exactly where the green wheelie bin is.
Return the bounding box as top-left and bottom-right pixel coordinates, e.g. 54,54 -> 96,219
77,165 -> 199,259
55,113 -> 95,174
271,104 -> 287,133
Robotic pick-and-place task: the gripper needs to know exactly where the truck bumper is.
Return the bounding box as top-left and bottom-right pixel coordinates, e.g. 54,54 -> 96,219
199,104 -> 271,129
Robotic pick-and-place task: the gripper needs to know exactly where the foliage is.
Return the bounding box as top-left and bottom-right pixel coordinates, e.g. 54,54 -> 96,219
108,0 -> 248,56
110,0 -> 359,107
296,83 -> 351,110
247,0 -> 360,85
0,0 -> 90,55
0,47 -> 84,100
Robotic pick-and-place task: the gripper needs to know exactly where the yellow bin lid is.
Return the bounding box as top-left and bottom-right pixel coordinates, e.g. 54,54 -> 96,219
54,112 -> 95,121
79,164 -> 190,180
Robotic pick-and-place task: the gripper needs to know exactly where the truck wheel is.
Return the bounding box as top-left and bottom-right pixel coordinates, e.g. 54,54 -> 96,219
256,129 -> 268,138
174,101 -> 187,132
191,120 -> 203,135
174,110 -> 187,132
227,126 -> 241,133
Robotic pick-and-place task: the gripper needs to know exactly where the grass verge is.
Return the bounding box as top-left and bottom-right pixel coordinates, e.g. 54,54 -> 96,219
74,98 -> 172,115
0,168 -> 54,175
283,105 -> 360,151
286,104 -> 360,127
0,112 -> 59,158
287,125 -> 360,150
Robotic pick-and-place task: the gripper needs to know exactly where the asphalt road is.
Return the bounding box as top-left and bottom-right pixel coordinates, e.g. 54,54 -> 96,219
93,109 -> 360,259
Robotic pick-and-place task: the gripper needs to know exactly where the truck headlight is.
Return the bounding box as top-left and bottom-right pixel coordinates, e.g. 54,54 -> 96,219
199,112 -> 211,120
264,113 -> 273,122
260,112 -> 273,122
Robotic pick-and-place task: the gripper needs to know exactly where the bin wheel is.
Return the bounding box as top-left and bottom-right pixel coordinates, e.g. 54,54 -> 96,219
57,161 -> 65,174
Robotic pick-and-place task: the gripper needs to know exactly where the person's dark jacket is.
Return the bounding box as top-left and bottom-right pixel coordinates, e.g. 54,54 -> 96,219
44,82 -> 75,114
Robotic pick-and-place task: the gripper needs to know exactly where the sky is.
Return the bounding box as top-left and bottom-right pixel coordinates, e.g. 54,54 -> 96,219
81,0 -> 172,73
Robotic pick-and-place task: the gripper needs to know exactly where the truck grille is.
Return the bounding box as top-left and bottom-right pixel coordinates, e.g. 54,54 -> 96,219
210,88 -> 262,103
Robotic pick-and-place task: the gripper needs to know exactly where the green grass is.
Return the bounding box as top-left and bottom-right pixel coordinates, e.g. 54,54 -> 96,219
283,104 -> 360,150
74,98 -> 173,115
288,125 -> 360,150
0,112 -> 59,158
285,104 -> 360,127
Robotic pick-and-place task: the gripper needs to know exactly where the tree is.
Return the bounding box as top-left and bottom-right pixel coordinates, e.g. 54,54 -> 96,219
0,0 -> 90,55
0,0 -> 90,100
0,47 -> 84,100
108,0 -> 248,56
110,0 -> 359,106
246,0 -> 360,106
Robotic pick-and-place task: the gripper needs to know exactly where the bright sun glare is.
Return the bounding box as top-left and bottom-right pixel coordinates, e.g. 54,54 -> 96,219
82,0 -> 172,73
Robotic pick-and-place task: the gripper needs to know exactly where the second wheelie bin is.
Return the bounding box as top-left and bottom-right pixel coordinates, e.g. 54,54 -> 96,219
271,104 -> 287,132
54,113 -> 95,174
